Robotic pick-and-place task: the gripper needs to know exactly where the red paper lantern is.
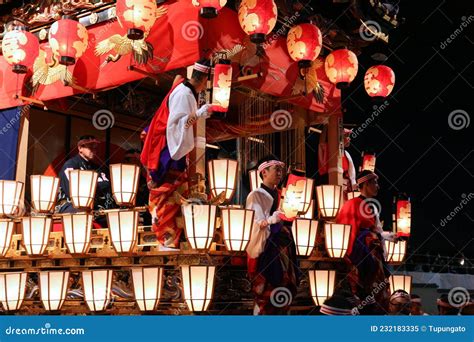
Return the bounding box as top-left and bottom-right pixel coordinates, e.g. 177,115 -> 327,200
324,49 -> 358,89
48,18 -> 88,66
1,28 -> 39,74
286,23 -> 322,69
394,198 -> 411,237
116,0 -> 158,40
364,65 -> 395,99
361,152 -> 376,172
212,60 -> 232,112
192,0 -> 227,18
238,0 -> 278,44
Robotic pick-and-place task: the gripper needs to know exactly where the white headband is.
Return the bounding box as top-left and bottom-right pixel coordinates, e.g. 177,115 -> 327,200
357,173 -> 378,186
194,62 -> 210,73
257,160 -> 285,174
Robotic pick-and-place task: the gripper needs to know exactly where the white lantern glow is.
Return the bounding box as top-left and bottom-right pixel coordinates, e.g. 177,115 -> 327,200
308,270 -> 336,306
324,223 -> 351,258
389,275 -> 412,294
282,177 -> 314,217
61,213 -> 93,254
0,180 -> 23,217
106,209 -> 139,253
0,272 -> 27,311
182,204 -> 217,250
39,271 -> 70,311
131,267 -> 164,311
208,159 -> 238,201
0,219 -> 14,256
181,265 -> 215,312
385,240 -> 407,263
292,218 -> 318,256
109,163 -> 140,206
21,216 -> 51,255
347,191 -> 361,201
82,269 -> 113,312
316,185 -> 342,219
30,175 -> 59,213
68,170 -> 98,209
221,208 -> 254,251
298,200 -> 314,219
249,169 -> 263,192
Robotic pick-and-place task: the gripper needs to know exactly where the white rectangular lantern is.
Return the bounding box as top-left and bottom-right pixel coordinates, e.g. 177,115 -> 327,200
292,218 -> 318,256
68,170 -> 98,209
389,275 -> 412,294
316,185 -> 343,219
208,159 -> 238,201
0,180 -> 23,217
109,163 -> 140,206
298,200 -> 314,219
21,216 -> 51,255
324,223 -> 351,258
308,270 -> 336,306
39,271 -> 70,311
132,267 -> 164,311
394,198 -> 411,237
385,240 -> 407,263
282,177 -> 314,218
61,212 -> 93,254
0,272 -> 27,311
0,219 -> 14,256
212,60 -> 232,112
182,204 -> 217,250
221,208 -> 254,251
248,169 -> 263,192
181,265 -> 215,312
82,269 -> 113,312
30,175 -> 59,213
106,209 -> 139,253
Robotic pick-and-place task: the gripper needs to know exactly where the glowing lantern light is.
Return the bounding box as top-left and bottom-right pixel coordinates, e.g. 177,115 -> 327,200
192,0 -> 228,18
394,197 -> 411,237
182,204 -> 217,250
110,164 -> 140,206
1,28 -> 39,74
221,208 -> 254,251
238,0 -> 278,44
212,60 -> 232,112
361,152 -> 376,172
308,270 -> 336,306
0,272 -> 27,311
389,274 -> 412,294
21,216 -> 51,256
324,223 -> 351,258
82,270 -> 113,312
0,219 -> 14,257
61,212 -> 93,254
208,159 -> 238,201
286,23 -> 322,69
0,180 -> 23,217
181,265 -> 215,312
281,176 -> 314,219
68,170 -> 98,209
106,209 -> 139,253
385,240 -> 407,263
248,169 -> 263,192
298,199 -> 314,219
324,49 -> 358,89
30,175 -> 59,213
131,267 -> 164,311
39,271 -> 69,311
347,191 -> 361,201
48,17 -> 88,66
116,0 -> 158,40
292,218 -> 318,256
316,185 -> 343,219
364,65 -> 395,99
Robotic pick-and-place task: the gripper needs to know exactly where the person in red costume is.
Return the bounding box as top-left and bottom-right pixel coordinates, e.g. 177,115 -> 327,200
336,170 -> 397,314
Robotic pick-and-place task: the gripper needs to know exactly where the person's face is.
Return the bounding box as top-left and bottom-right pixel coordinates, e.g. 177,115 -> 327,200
262,165 -> 284,187
410,302 -> 422,315
124,153 -> 140,166
79,143 -> 97,161
195,76 -> 208,93
362,178 -> 379,197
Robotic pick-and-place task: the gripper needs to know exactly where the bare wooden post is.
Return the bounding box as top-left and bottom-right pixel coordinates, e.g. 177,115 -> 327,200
327,114 -> 343,186
15,106 -> 30,201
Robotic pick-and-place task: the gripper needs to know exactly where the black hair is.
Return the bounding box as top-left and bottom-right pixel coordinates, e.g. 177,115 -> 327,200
125,148 -> 141,154
79,135 -> 96,141
191,58 -> 211,81
357,170 -> 376,188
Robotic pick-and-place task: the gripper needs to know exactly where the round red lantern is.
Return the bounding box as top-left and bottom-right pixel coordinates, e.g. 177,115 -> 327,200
238,0 -> 278,44
1,28 -> 39,74
212,59 -> 232,112
364,65 -> 395,99
286,23 -> 322,69
116,0 -> 158,40
324,48 -> 358,89
192,0 -> 227,18
48,17 -> 88,66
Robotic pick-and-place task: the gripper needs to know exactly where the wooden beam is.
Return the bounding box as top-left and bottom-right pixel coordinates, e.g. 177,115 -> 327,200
327,114 -> 343,186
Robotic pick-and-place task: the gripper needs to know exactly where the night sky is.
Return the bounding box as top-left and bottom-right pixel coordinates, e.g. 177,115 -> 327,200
342,0 -> 473,258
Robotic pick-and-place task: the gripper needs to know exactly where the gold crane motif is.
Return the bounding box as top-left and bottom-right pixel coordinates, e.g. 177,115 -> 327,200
292,58 -> 326,104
